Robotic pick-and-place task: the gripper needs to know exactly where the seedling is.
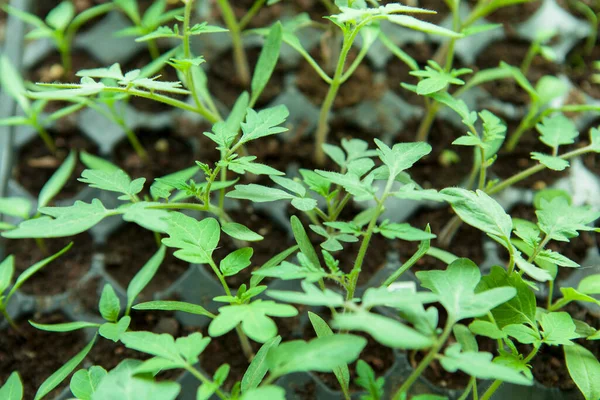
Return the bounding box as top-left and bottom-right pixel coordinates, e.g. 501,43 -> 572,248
3,1 -> 114,76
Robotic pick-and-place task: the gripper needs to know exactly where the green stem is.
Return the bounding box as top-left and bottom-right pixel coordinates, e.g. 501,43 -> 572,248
239,0 -> 266,30
458,377 -> 477,400
1,307 -> 21,333
314,33 -> 353,165
415,103 -> 440,142
115,114 -> 148,162
32,121 -> 57,155
505,105 -> 538,151
236,325 -> 255,361
520,43 -> 538,76
330,193 -> 351,221
478,147 -> 487,189
392,318 -> 455,399
147,39 -> 160,59
58,40 -> 72,78
547,280 -> 554,310
216,0 -> 250,85
35,238 -> 49,255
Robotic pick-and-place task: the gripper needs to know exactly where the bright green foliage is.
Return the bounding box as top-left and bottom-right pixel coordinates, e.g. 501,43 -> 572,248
536,197 -> 600,242
565,344 -> 600,400
267,334 -> 367,377
242,336 -> 281,392
268,281 -> 345,307
79,169 -> 145,201
0,372 -> 23,400
540,312 -> 579,346
355,360 -> 384,400
99,284 -> 121,323
209,300 -> 297,343
417,259 -> 516,321
220,248 -> 253,276
410,61 -> 471,95
70,366 -> 107,400
240,386 -> 285,400
439,344 -> 532,385
536,114 -> 579,150
162,214 -> 220,264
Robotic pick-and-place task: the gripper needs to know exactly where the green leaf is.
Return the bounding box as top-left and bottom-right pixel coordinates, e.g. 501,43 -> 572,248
410,60 -> 469,95
222,223 -> 263,242
120,202 -> 170,233
2,199 -> 111,239
251,22 -> 282,106
34,336 -> 97,400
440,344 -> 532,385
92,359 -> 180,400
239,106 -> 289,144
227,156 -> 284,176
253,260 -> 328,282
536,114 -> 579,151
579,275 -> 600,295
441,188 -> 512,243
99,316 -> 131,342
240,386 -> 285,400
220,248 -> 253,277
209,300 -> 297,343
453,324 -> 478,352
150,166 -> 199,200
70,366 -> 107,400
309,312 -> 350,392
0,197 -> 32,219
30,320 -> 100,332
227,184 -> 294,203
79,169 -> 145,201
0,256 -> 14,294
417,258 -> 516,321
268,334 -> 367,377
38,151 -> 77,208
126,246 -> 165,312
45,1 -> 75,31
162,213 -> 220,264
0,55 -> 30,111
80,151 -> 120,172
536,197 -> 600,242
10,243 -> 72,298
99,284 -> 120,323
291,215 -> 321,270
121,331 -> 181,360
176,332 -> 211,363
355,359 -> 384,400
241,336 -> 281,393
531,152 -> 570,171
133,301 -> 214,318
565,343 -> 600,400
540,312 -> 579,346
477,266 -> 537,328
333,310 -> 433,349
267,281 -> 345,307
502,324 -> 540,345
0,372 -> 23,400
375,220 -> 435,241
374,139 -> 431,179
468,320 -> 507,340
387,15 -> 462,38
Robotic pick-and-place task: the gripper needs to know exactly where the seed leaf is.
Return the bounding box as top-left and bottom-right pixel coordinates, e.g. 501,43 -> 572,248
251,22 -> 282,106
38,151 -> 77,208
127,246 -> 165,312
565,343 -> 600,400
45,1 -> 75,31
162,213 -> 220,264
332,310 -> 433,349
29,320 -> 100,333
0,256 -> 14,294
267,281 -> 345,307
355,360 -> 384,400
70,366 -> 107,400
209,300 -> 297,343
227,184 -> 294,203
34,336 -> 96,400
242,336 -> 281,393
440,344 -> 532,385
375,221 -> 436,241
133,301 -> 214,318
417,258 -> 516,321
387,15 -> 462,38
267,335 -> 367,377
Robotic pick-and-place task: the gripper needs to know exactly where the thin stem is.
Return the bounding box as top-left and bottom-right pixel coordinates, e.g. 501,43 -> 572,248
478,147 -> 487,189
505,106 -> 538,151
58,41 -> 72,79
330,193 -> 351,221
147,39 -> 160,59
1,308 -> 21,333
547,280 -> 554,310
239,0 -> 266,30
314,33 -> 353,165
114,113 -> 148,162
392,318 -> 455,399
415,103 -> 439,142
458,377 -> 477,400
216,0 -> 250,85
444,1 -> 461,71
32,121 -> 57,154
520,43 -> 538,76
236,325 -> 255,361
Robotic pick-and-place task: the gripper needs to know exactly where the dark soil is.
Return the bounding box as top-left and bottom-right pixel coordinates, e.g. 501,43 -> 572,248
122,50 -> 188,113
508,203 -> 595,281
207,47 -> 286,109
0,313 -> 86,400
112,128 -> 196,184
87,310 -> 196,377
395,119 -> 473,190
385,42 -> 435,106
394,206 -> 485,272
103,223 -> 190,298
4,234 -> 93,296
524,301 -> 599,393
13,128 -> 98,200
296,49 -> 384,110
69,274 -> 103,314
230,0 -> 285,28
566,40 -> 600,99
474,39 -> 560,106
212,205 -> 294,289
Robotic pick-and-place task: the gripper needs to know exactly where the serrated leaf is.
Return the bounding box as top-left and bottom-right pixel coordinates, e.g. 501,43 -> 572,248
79,169 -> 144,200
239,106 -> 289,144
469,320 -> 507,339
536,197 -> 600,242
531,152 -> 570,171
162,213 -> 220,264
